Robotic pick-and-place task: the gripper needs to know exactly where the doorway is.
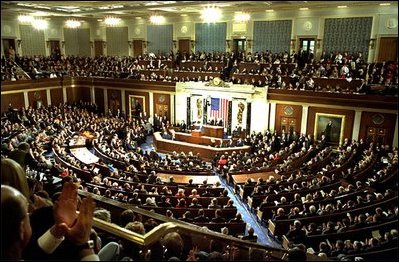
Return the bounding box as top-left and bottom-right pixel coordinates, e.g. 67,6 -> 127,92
299,38 -> 315,53
49,40 -> 61,59
133,40 -> 143,57
366,127 -> 386,145
94,40 -> 104,56
233,39 -> 246,52
281,117 -> 297,134
178,39 -> 190,54
2,38 -> 16,59
377,37 -> 397,62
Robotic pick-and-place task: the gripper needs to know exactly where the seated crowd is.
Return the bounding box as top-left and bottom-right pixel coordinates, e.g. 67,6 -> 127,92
1,101 -> 398,261
2,50 -> 397,96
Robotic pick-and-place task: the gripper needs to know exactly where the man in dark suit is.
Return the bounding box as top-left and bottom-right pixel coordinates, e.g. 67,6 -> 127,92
193,209 -> 209,222
9,142 -> 39,170
211,209 -> 226,223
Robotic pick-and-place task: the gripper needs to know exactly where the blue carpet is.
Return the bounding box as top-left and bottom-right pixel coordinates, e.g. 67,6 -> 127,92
219,176 -> 282,248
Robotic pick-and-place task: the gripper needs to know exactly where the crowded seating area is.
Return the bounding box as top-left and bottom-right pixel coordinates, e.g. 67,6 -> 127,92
2,51 -> 397,95
1,101 -> 398,260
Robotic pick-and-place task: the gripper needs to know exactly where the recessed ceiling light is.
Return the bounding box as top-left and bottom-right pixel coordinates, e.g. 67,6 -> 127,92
379,3 -> 391,5
180,14 -> 187,17
266,9 -> 274,12
136,17 -> 142,19
299,7 -> 309,10
338,5 -> 347,8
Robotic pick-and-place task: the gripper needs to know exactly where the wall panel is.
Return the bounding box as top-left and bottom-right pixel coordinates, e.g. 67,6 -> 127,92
51,88 -> 64,106
106,27 -> 129,56
275,104 -> 303,134
147,24 -> 173,55
19,25 -> 46,55
1,93 -> 24,112
195,23 -> 226,52
28,90 -> 47,108
253,20 -> 292,53
359,112 -> 396,146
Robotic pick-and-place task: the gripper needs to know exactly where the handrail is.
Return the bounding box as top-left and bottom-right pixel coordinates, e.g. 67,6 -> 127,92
79,190 -> 288,257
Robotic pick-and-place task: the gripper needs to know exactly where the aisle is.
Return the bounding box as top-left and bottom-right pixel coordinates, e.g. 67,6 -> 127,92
219,177 -> 282,248
143,135 -> 281,248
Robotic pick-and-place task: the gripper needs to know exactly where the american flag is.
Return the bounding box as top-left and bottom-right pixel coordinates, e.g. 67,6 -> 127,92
209,98 -> 229,128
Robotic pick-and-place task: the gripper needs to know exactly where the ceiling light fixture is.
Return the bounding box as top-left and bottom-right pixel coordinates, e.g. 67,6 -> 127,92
18,15 -> 34,23
150,15 -> 165,25
104,16 -> 121,26
234,12 -> 250,23
201,5 -> 221,23
266,9 -> 274,12
32,19 -> 48,30
180,14 -> 188,17
379,3 -> 391,5
337,5 -> 347,8
299,7 -> 309,10
66,20 -> 81,28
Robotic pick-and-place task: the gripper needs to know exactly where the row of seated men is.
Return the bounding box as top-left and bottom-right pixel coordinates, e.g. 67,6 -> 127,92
1,101 -> 398,260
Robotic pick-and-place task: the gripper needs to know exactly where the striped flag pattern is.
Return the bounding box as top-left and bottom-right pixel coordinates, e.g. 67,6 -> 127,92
210,98 -> 229,128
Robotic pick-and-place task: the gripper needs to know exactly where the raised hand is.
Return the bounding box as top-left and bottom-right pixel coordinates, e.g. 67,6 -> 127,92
54,181 -> 78,227
67,195 -> 95,245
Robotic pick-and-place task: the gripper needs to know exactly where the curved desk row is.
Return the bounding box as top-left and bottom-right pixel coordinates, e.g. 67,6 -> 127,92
153,132 -> 251,161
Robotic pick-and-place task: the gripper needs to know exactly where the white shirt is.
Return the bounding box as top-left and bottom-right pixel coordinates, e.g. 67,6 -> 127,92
38,228 -> 100,261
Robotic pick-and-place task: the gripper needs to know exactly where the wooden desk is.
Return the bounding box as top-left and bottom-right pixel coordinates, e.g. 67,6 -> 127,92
229,171 -> 279,185
203,125 -> 224,139
153,132 -> 251,161
174,132 -> 224,146
156,173 -> 221,185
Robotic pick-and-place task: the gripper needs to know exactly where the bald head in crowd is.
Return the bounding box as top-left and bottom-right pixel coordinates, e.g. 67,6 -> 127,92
1,185 -> 32,260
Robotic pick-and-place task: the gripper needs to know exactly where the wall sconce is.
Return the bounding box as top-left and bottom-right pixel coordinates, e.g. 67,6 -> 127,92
128,41 -> 132,48
316,39 -> 322,49
290,39 -> 296,49
61,41 -> 65,48
247,39 -> 252,49
17,39 -> 22,47
103,42 -> 107,48
46,41 -> 50,48
143,41 -> 148,48
190,40 -> 195,49
90,41 -> 94,48
369,38 -> 376,49
173,40 -> 177,49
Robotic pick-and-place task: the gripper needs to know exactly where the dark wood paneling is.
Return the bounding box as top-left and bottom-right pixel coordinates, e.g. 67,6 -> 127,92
125,91 -> 149,116
1,93 -> 24,112
80,87 -> 91,103
66,86 -> 80,104
153,93 -> 171,120
50,88 -> 64,106
179,39 -> 190,54
268,89 -> 397,111
107,89 -> 122,113
28,90 -> 47,108
359,112 -> 396,146
378,37 -> 398,62
133,40 -> 143,57
307,107 -> 354,142
94,40 -> 104,56
95,88 -> 104,115
275,104 -> 303,134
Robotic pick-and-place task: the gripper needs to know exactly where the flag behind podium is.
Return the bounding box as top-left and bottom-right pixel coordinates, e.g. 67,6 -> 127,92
209,98 -> 229,127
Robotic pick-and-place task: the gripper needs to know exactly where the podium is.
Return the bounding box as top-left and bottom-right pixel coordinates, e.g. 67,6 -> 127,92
192,130 -> 201,137
203,125 -> 224,139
